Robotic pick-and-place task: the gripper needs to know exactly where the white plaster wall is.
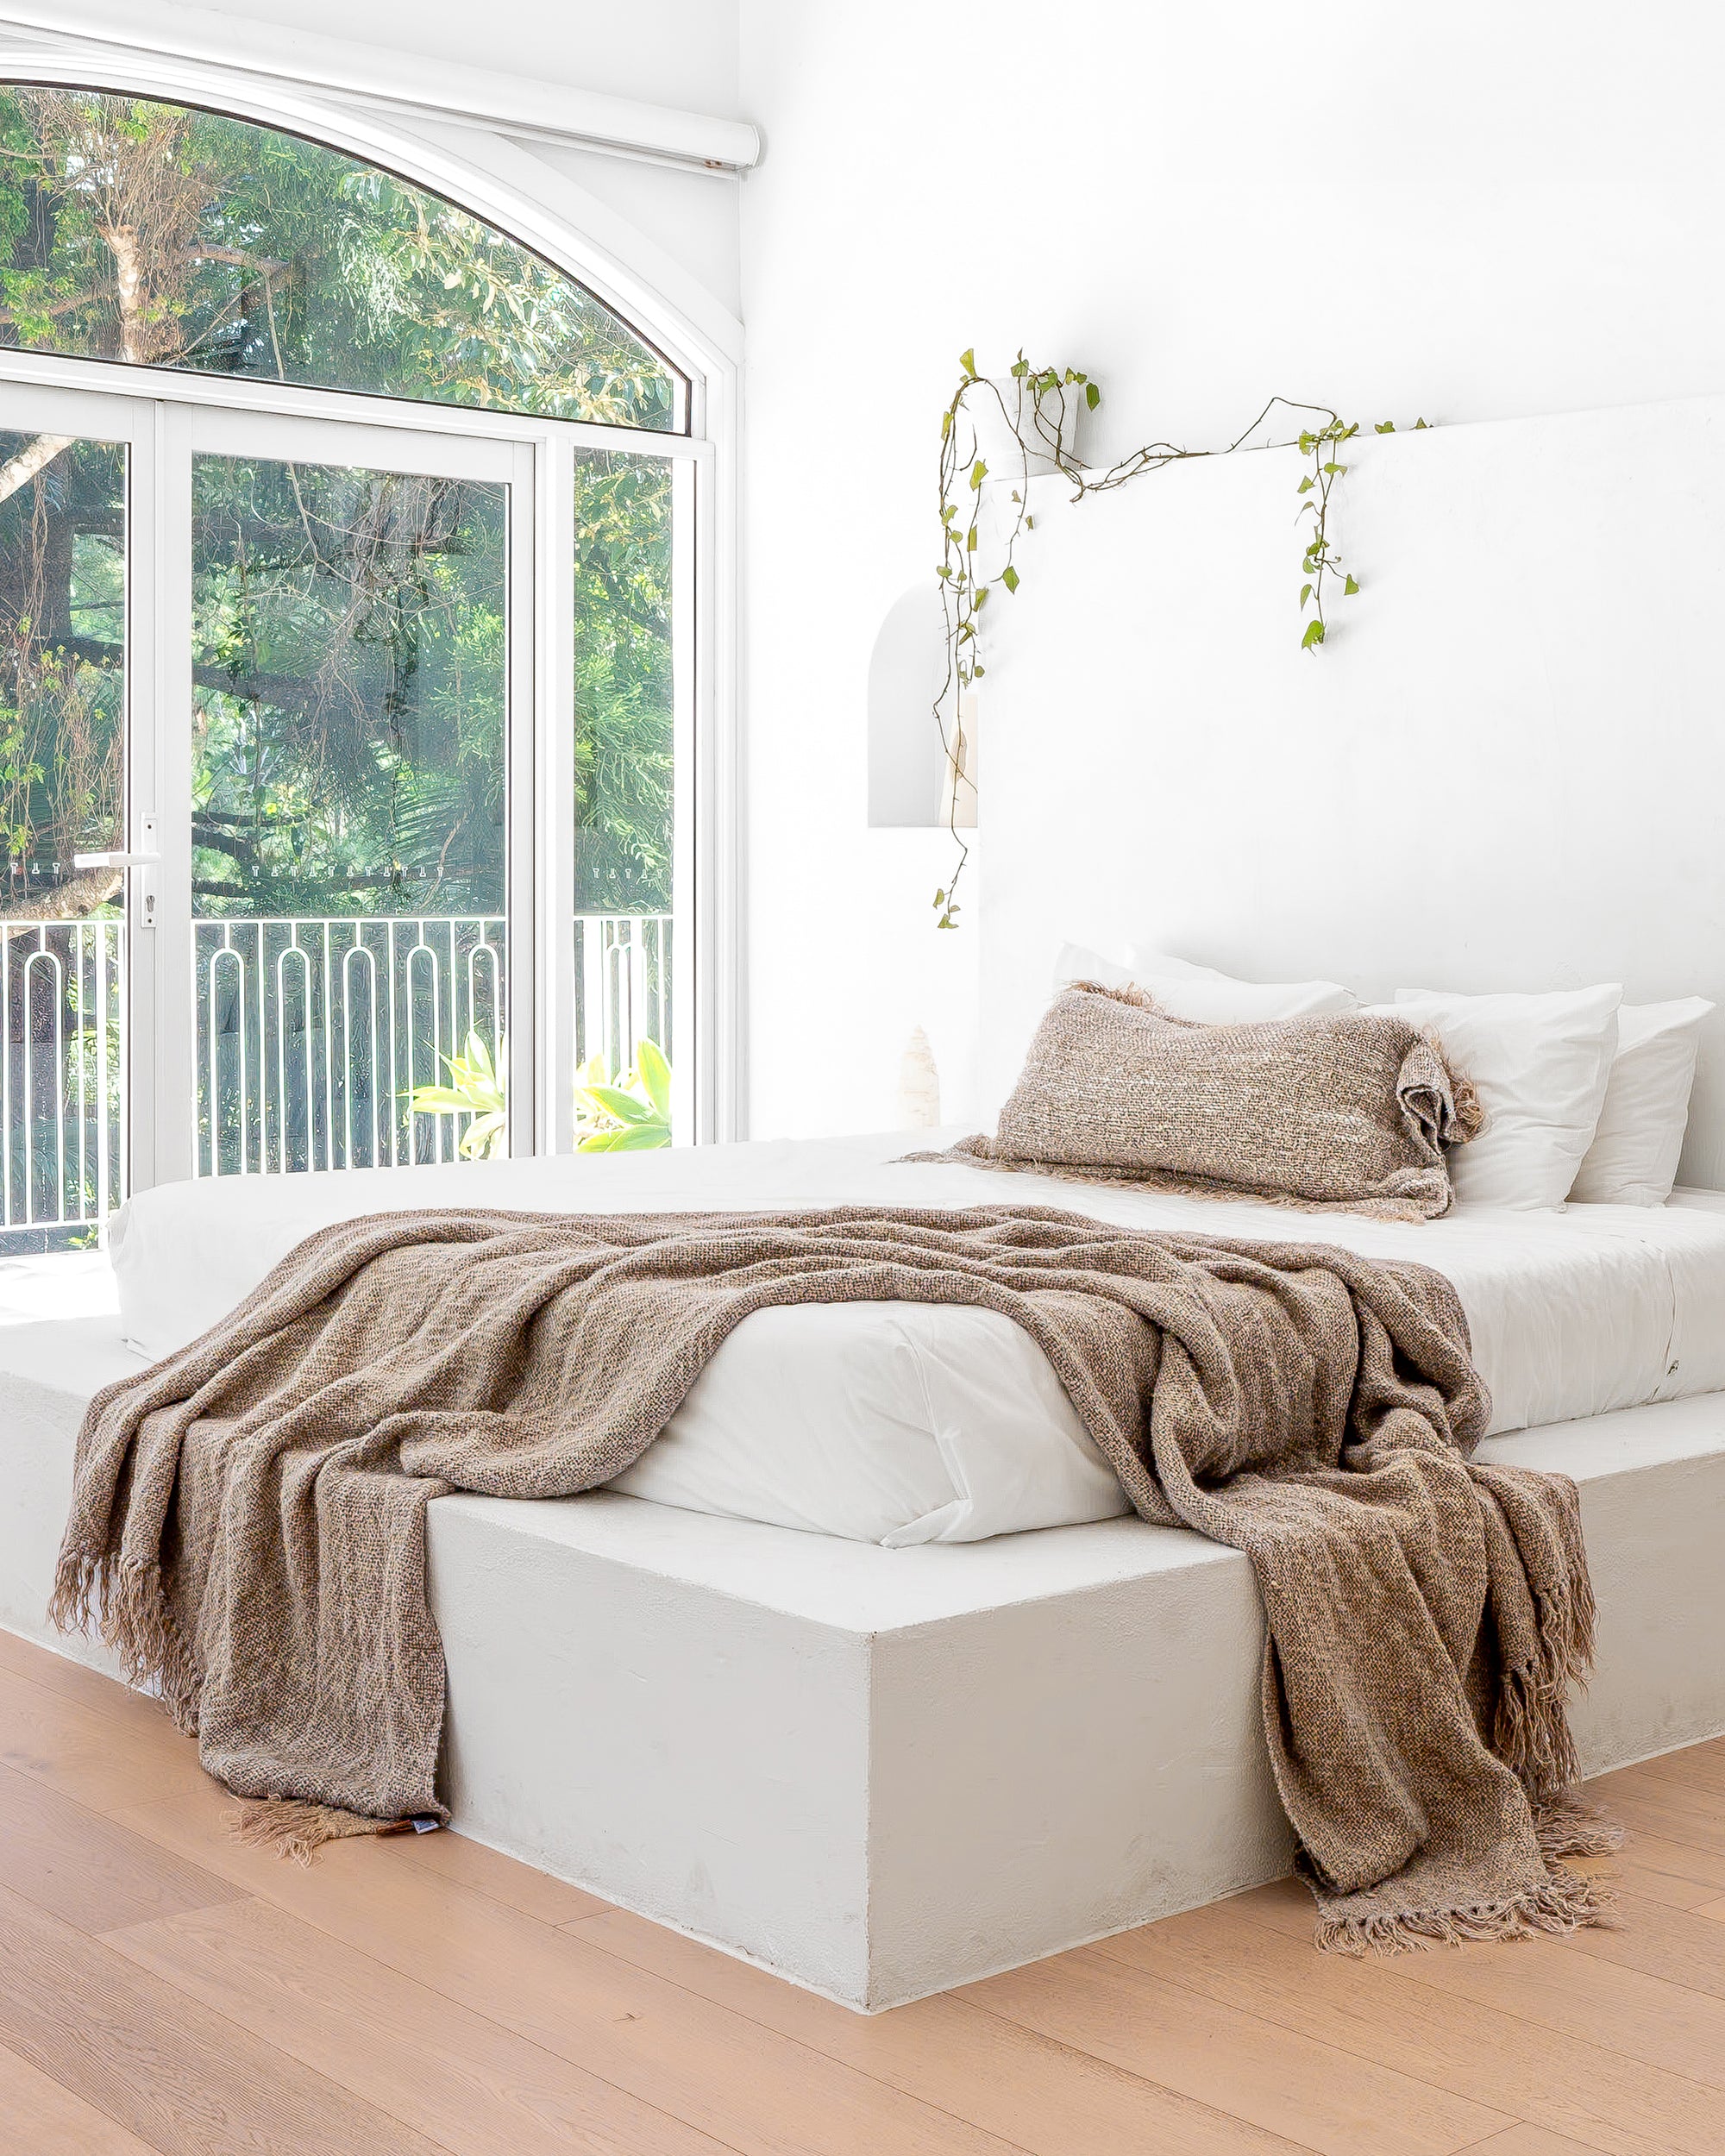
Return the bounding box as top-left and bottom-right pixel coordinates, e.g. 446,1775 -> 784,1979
735,0 -> 1725,1139
198,0 -> 741,115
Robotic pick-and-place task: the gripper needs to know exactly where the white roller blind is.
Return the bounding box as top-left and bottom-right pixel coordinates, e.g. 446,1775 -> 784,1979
0,0 -> 762,173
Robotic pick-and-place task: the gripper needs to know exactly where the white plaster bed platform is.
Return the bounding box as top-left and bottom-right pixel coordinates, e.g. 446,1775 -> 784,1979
3,1307 -> 1723,2010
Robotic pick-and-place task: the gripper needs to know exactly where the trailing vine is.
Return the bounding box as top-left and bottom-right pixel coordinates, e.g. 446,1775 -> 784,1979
930,351 -> 1425,927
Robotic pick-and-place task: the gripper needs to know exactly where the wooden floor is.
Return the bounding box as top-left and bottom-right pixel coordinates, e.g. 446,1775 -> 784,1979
3,1630 -> 1725,2156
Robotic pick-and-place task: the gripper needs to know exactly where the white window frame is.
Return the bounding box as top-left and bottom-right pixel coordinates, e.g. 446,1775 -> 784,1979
0,54 -> 739,1172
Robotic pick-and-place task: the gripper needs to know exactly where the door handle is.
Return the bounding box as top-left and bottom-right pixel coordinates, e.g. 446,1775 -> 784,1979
75,815 -> 160,924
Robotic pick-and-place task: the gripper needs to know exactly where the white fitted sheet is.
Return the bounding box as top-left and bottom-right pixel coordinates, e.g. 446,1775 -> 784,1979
107,1131 -> 1725,1545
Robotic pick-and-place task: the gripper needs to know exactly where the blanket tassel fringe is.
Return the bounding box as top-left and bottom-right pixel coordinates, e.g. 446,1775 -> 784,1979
229,1797 -> 414,1865
1315,1791 -> 1623,1957
53,1551 -> 423,1865
1317,1867 -> 1609,1956
49,1550 -> 201,1734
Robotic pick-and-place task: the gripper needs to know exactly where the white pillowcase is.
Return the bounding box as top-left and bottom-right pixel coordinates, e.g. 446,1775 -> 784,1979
1568,998 -> 1714,1207
1053,943 -> 1357,1023
1391,984 -> 1622,1210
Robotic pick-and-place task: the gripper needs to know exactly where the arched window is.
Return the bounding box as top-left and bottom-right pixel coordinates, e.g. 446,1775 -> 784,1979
0,86 -> 685,427
0,81 -> 701,1246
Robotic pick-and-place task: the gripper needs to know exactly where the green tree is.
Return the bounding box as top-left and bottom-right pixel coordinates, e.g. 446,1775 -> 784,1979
0,88 -> 678,919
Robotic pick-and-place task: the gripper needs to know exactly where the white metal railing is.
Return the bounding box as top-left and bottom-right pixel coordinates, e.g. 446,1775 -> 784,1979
194,914 -> 509,1177
574,911 -> 672,1077
0,911 -> 671,1247
0,918 -> 125,1246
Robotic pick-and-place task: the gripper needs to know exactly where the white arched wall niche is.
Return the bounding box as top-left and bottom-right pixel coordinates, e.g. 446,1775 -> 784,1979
0,39 -> 747,1139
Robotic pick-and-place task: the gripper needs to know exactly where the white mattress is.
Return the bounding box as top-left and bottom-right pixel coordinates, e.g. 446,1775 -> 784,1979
105,1131 -> 1725,1545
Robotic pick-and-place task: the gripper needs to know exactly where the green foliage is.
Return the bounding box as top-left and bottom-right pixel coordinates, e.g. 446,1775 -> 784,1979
410,1029 -> 506,1159
574,1037 -> 672,1151
191,458 -> 508,917
411,1031 -> 675,1156
1294,416 -> 1361,650
0,438 -> 127,911
0,101 -> 676,930
0,87 -> 678,427
574,452 -> 674,914
932,360 -> 1431,922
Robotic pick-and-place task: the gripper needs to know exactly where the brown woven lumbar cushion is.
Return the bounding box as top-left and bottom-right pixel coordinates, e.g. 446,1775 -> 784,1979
929,982 -> 1480,1220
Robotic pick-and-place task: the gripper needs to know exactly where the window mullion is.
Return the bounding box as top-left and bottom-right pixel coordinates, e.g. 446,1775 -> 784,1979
538,431 -> 577,1156
148,399 -> 197,1188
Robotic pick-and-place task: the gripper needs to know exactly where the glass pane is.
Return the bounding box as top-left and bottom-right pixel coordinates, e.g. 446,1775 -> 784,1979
0,429 -> 126,1250
191,455 -> 506,1175
0,87 -> 682,430
573,448 -> 674,1145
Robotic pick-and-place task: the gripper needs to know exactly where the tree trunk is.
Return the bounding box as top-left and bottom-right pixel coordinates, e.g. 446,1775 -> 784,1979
0,435 -> 74,510
101,222 -> 147,364
0,866 -> 122,923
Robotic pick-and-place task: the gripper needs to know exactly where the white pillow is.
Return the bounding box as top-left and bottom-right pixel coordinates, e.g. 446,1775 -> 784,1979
1391,985 -> 1622,1210
1052,942 -> 1357,1024
1568,998 -> 1714,1206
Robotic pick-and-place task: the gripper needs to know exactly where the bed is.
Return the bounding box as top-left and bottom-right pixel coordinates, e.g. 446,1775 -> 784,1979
105,1126 -> 1725,1542
3,1110 -> 1723,2007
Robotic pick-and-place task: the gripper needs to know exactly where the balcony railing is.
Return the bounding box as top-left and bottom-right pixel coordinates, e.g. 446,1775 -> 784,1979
0,912 -> 671,1250
0,918 -> 125,1248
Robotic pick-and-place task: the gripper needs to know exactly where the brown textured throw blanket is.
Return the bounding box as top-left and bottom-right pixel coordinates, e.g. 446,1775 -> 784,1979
54,1202 -> 1613,1950
924,982 -> 1483,1219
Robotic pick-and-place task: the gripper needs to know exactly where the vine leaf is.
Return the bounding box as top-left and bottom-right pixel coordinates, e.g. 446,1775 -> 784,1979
930,358 -> 1396,926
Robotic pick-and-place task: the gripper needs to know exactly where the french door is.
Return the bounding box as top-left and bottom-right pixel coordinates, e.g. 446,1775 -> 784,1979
0,377 -> 693,1251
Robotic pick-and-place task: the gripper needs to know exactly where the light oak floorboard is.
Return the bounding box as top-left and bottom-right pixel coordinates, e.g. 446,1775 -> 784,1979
1463,2129 -> 1614,2155
0,1879 -> 450,2156
1587,1767 -> 1725,1853
106,1896 -> 736,2156
113,1777 -> 1026,2156
567,1904 -> 1312,2156
7,1634 -> 1724,2156
0,1760 -> 242,1935
1629,1741 -> 1725,1802
1228,1884 -> 1725,2098
0,2039 -> 158,2154
0,1626 -> 127,1701
958,1940 -> 1510,2156
1091,1882 -> 1725,2156
388,1819 -> 613,1922
1565,1887 -> 1725,2000
1564,1844 -> 1725,1911
0,1659 -> 210,1814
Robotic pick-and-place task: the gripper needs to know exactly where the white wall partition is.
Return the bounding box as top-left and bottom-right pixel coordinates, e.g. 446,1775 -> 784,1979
973,396 -> 1725,1190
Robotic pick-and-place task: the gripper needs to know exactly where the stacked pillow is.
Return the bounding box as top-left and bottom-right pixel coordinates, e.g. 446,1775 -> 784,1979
1052,942 -> 1357,1022
1054,943 -> 1714,1210
1569,998 -> 1713,1206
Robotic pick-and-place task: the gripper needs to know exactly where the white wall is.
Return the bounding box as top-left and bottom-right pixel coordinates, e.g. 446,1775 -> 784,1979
199,0 -> 740,114
736,0 -> 1725,1139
